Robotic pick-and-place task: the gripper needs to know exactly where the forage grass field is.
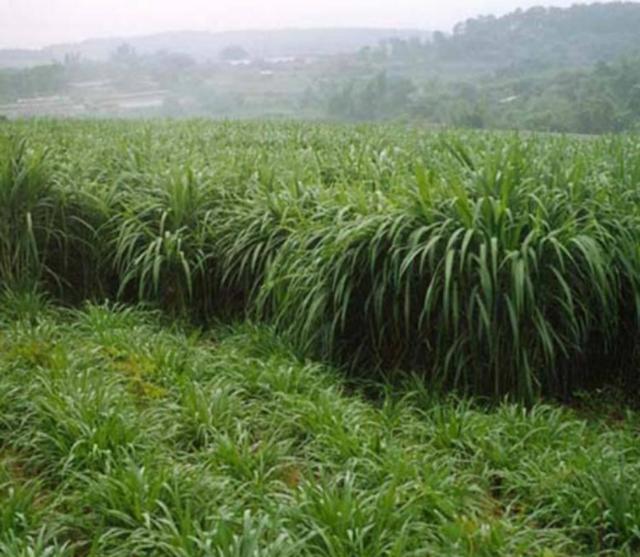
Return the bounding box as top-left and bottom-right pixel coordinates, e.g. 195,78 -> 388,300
2,119 -> 640,555
2,120 -> 640,398
1,294 -> 640,556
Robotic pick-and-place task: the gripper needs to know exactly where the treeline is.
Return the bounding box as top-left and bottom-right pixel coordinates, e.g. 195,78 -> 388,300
0,64 -> 68,102
323,55 -> 640,133
0,47 -> 200,104
321,3 -> 640,132
361,2 -> 640,73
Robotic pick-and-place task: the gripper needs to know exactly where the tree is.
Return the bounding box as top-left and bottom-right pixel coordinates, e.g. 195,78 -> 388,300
628,84 -> 640,116
576,96 -> 618,134
110,43 -> 138,66
220,46 -> 250,62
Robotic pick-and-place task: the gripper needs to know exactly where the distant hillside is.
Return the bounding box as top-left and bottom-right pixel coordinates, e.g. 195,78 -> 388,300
427,2 -> 640,72
3,2 -> 640,133
5,3 -> 640,71
0,28 -> 431,68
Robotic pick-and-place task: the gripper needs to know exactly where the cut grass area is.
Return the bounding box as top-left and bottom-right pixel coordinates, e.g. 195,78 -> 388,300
1,296 -> 639,556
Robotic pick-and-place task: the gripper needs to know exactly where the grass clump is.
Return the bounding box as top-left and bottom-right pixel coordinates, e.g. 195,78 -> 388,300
260,136 -> 640,399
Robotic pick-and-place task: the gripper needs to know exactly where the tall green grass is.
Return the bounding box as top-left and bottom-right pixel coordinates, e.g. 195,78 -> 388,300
2,120 -> 640,399
0,137 -> 58,288
260,137 -> 640,398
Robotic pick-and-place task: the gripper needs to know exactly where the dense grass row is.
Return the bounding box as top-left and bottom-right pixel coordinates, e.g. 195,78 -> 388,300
1,295 -> 640,555
2,120 -> 640,399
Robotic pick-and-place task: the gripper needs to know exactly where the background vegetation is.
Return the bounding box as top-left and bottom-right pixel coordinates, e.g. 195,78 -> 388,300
2,3 -> 640,132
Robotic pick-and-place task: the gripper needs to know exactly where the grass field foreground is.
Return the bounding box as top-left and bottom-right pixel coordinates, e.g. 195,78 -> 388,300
1,294 -> 640,556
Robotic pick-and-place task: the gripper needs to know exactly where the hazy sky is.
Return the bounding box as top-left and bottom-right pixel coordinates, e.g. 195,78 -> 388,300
0,0 -> 618,49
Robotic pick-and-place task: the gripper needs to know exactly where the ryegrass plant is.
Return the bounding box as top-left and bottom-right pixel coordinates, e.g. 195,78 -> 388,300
108,166 -> 219,314
0,137 -> 57,289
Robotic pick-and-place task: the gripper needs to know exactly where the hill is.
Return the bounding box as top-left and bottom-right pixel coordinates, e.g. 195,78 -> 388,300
0,28 -> 431,68
2,3 -> 640,133
423,2 -> 640,73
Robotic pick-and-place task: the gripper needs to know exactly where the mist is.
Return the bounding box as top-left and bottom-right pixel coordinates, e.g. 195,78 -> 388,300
0,0 -> 615,48
1,0 -> 639,132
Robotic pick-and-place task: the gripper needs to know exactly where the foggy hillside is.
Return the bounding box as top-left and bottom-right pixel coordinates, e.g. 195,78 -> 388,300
2,2 -> 640,133
0,28 -> 432,68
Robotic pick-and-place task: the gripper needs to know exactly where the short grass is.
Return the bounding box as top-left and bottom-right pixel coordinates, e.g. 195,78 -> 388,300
1,292 -> 639,556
